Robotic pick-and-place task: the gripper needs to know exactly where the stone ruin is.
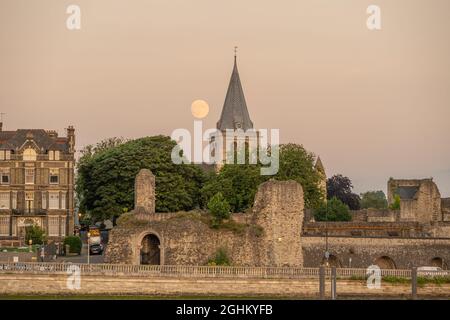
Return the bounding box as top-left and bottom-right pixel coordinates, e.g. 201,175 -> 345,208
104,169 -> 304,267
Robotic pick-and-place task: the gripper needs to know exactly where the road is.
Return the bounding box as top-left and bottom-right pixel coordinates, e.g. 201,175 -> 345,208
56,243 -> 105,264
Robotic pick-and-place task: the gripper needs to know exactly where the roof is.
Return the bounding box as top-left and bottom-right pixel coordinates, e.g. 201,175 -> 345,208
216,56 -> 254,131
314,156 -> 326,176
0,129 -> 69,152
396,186 -> 419,200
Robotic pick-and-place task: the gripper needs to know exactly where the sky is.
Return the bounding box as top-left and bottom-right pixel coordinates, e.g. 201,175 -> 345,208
1,0 -> 449,196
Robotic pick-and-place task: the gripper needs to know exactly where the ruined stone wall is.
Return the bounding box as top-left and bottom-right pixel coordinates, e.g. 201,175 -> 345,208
302,236 -> 450,269
105,180 -> 304,267
387,178 -> 442,223
105,217 -> 260,266
441,198 -> 450,221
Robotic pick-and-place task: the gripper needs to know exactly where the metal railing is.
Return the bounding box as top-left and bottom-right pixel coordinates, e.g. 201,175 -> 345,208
1,262 -> 448,279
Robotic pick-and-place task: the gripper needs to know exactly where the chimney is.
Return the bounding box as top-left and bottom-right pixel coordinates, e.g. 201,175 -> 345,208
67,125 -> 75,153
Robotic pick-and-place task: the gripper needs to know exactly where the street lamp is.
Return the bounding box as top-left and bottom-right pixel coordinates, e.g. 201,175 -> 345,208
87,231 -> 91,265
28,239 -> 32,253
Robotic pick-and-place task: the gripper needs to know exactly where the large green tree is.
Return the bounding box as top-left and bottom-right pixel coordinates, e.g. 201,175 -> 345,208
76,136 -> 206,222
360,190 -> 388,209
200,143 -> 324,212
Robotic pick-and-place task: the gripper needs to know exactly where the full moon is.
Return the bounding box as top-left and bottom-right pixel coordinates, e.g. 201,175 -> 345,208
191,99 -> 210,119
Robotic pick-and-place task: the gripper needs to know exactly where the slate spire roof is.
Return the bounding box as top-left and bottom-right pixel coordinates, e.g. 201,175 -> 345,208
216,55 -> 253,131
315,156 -> 326,176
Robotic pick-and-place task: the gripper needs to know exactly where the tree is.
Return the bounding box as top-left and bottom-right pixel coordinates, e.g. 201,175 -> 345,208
200,143 -> 324,212
274,144 -> 324,208
207,192 -> 231,224
326,174 -> 361,210
76,136 -> 206,222
314,197 -> 352,221
201,164 -> 263,213
360,190 -> 388,209
25,225 -> 46,245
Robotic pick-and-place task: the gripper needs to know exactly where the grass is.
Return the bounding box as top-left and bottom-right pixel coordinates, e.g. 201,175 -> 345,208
0,245 -> 39,253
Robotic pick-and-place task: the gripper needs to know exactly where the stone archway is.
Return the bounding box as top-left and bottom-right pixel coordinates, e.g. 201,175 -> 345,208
375,256 -> 396,269
430,257 -> 448,270
140,234 -> 161,265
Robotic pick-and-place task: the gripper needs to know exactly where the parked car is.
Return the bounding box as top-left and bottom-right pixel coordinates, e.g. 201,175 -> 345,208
89,244 -> 104,255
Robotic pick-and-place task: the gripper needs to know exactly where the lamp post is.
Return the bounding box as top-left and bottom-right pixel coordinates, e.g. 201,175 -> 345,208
324,201 -> 329,267
28,239 -> 32,253
87,231 -> 91,265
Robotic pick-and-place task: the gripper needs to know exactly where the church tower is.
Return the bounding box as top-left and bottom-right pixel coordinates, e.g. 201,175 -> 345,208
212,50 -> 257,169
315,156 -> 327,202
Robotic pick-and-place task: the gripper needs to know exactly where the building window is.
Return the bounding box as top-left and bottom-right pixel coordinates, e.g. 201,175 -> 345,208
49,192 -> 60,210
0,169 -> 10,185
61,192 -> 66,210
48,216 -> 59,236
25,192 -> 34,213
23,148 -> 37,161
42,192 -> 47,210
0,216 -> 9,236
0,150 -> 11,161
49,169 -> 59,184
49,151 -> 60,161
12,192 -> 17,210
0,193 -> 10,209
25,168 -> 35,184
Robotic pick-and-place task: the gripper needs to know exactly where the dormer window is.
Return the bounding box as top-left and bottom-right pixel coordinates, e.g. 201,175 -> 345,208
23,148 -> 37,161
49,150 -> 60,161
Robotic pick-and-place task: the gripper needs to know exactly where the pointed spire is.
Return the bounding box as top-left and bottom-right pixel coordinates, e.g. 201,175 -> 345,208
216,49 -> 254,131
315,156 -> 326,176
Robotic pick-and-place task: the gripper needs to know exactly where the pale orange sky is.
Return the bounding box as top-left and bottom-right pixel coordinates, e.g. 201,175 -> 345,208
1,0 -> 449,196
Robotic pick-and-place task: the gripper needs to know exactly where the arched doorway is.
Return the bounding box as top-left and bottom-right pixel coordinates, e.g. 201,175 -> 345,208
375,256 -> 396,269
430,257 -> 448,270
140,234 -> 161,265
322,255 -> 342,268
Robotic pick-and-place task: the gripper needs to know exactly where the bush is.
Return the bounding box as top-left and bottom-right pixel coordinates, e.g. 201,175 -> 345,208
207,192 -> 231,225
63,236 -> 82,255
389,194 -> 401,210
208,248 -> 231,266
314,197 -> 352,221
25,225 -> 46,245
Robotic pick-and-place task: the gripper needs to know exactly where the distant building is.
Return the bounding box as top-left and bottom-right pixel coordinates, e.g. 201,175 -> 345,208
0,124 -> 75,244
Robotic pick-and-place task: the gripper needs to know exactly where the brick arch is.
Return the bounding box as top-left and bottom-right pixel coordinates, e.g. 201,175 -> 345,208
430,257 -> 448,270
374,256 -> 396,269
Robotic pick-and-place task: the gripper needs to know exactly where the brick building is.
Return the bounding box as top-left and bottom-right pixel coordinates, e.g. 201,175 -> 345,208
0,124 -> 75,244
